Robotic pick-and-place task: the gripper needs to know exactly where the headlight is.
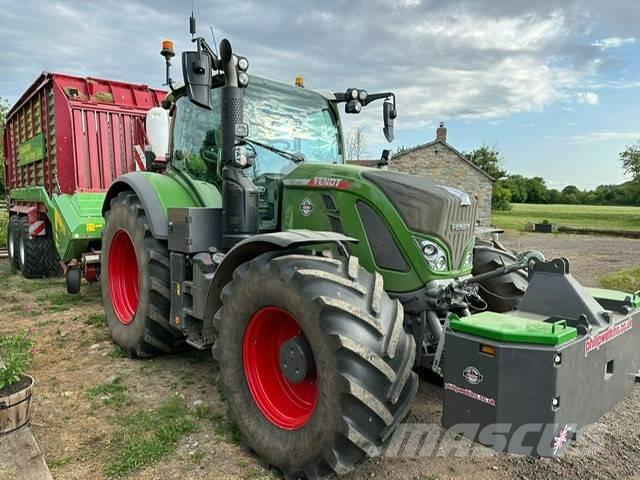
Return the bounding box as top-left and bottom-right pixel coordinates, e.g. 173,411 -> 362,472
234,145 -> 247,167
237,56 -> 249,71
422,243 -> 437,257
358,90 -> 368,101
417,239 -> 448,272
463,250 -> 473,268
238,71 -> 249,87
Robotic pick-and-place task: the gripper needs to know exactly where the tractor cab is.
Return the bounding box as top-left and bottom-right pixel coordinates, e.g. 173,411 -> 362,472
162,76 -> 347,231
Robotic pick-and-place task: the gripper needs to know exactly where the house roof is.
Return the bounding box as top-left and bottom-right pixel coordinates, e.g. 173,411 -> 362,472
391,139 -> 495,181
345,159 -> 380,167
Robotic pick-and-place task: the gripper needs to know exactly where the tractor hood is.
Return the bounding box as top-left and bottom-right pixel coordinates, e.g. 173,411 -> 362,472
362,170 -> 478,269
280,163 -> 479,293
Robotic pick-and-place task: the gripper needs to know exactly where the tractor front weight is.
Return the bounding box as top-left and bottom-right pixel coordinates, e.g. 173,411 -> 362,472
442,257 -> 640,456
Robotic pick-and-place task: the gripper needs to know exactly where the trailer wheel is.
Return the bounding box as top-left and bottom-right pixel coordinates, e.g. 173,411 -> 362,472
17,217 -> 62,279
213,252 -> 418,478
101,192 -> 184,357
473,241 -> 529,312
7,215 -> 20,269
66,267 -> 81,294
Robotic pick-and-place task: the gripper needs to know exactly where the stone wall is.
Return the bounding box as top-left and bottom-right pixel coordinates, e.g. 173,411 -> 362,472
389,143 -> 493,225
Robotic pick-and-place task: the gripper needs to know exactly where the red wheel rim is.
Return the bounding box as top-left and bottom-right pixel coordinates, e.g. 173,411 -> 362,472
108,229 -> 140,325
243,306 -> 318,429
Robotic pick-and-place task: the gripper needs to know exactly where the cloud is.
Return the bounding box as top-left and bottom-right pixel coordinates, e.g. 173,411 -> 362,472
0,0 -> 636,135
554,131 -> 640,143
591,37 -> 636,49
573,91 -> 600,104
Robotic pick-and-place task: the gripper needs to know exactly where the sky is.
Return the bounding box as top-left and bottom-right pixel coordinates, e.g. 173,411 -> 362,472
1,0 -> 639,189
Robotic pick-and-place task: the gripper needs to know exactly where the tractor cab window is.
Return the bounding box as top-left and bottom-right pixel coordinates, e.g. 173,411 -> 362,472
171,93 -> 221,184
171,76 -> 343,183
243,77 -> 343,179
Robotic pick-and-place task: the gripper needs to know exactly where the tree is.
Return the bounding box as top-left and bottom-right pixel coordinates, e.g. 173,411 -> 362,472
620,141 -> 640,184
464,143 -> 507,181
394,145 -> 411,156
562,185 -> 580,196
501,175 -> 529,203
0,97 -> 9,195
492,182 -> 512,210
346,127 -> 368,161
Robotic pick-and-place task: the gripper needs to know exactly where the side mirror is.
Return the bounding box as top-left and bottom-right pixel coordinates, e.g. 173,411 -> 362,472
383,99 -> 396,143
182,50 -> 212,110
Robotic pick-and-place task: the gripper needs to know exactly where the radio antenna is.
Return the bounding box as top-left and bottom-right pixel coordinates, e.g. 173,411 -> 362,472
189,0 -> 196,37
210,26 -> 219,57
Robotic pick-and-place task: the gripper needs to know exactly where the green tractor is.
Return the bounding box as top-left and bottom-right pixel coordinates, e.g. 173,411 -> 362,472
100,17 -> 640,478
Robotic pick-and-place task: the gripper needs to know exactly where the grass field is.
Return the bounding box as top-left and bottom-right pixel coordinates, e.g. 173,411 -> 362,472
601,268 -> 640,293
492,203 -> 640,232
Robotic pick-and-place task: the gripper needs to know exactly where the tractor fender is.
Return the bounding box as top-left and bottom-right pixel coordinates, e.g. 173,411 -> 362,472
102,172 -> 209,240
202,230 -> 358,336
103,173 -> 170,239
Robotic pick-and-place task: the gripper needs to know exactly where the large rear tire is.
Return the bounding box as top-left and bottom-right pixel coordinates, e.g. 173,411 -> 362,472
7,215 -> 20,269
473,240 -> 528,312
101,192 -> 184,357
213,251 -> 418,478
17,217 -> 61,279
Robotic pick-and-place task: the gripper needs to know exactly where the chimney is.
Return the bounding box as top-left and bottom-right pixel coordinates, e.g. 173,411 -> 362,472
436,122 -> 447,143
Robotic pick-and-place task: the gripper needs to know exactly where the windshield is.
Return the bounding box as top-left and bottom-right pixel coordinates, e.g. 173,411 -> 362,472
171,76 -> 343,182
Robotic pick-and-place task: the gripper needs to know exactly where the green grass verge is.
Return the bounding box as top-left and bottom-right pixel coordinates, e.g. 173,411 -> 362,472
87,376 -> 129,407
0,209 -> 7,248
106,402 -> 238,476
492,203 -> 640,232
600,268 -> 640,293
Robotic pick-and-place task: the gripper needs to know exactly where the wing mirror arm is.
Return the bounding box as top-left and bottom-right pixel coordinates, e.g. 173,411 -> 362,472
333,90 -> 397,143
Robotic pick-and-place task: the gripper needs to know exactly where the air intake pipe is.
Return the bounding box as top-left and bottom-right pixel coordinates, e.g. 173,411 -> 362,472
219,39 -> 259,250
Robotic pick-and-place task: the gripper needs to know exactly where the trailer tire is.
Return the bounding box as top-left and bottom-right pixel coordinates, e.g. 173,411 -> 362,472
473,241 -> 528,312
213,251 -> 418,479
66,267 -> 81,294
17,217 -> 62,279
101,192 -> 184,357
7,215 -> 20,269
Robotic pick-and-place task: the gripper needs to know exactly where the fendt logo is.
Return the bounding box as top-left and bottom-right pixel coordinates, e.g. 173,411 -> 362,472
451,223 -> 471,232
300,198 -> 314,216
463,366 -> 483,385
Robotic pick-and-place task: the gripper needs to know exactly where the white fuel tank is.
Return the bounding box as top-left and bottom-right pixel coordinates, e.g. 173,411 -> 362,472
146,107 -> 170,161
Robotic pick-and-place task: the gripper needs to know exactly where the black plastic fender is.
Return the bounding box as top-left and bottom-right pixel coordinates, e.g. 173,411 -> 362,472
202,230 -> 358,337
102,173 -> 170,240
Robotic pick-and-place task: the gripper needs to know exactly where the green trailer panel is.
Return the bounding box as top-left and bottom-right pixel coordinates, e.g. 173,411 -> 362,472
9,187 -> 105,261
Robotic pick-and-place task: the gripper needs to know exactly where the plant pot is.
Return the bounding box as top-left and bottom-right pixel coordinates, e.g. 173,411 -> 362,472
0,375 -> 34,434
535,223 -> 558,233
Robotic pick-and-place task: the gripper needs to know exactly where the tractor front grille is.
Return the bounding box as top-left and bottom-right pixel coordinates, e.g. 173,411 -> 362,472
363,170 -> 477,269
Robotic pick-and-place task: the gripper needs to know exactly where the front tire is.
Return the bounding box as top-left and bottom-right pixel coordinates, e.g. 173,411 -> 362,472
213,252 -> 418,478
101,192 -> 184,357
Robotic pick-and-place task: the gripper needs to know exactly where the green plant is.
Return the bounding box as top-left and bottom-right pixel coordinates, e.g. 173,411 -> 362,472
0,334 -> 34,390
84,313 -> 106,327
0,210 -> 8,249
106,396 -> 197,477
86,376 -> 128,406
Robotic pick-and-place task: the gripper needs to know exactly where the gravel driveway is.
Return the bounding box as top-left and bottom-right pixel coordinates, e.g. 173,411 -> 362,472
346,232 -> 640,480
501,231 -> 640,287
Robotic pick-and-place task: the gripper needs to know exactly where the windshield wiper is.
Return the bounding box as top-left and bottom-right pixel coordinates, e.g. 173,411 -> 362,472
244,138 -> 305,164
